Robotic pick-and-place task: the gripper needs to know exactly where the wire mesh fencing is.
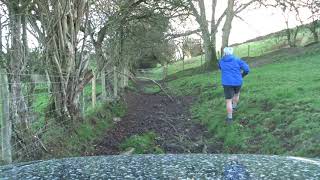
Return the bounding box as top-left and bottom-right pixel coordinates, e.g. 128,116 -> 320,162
0,66 -> 127,165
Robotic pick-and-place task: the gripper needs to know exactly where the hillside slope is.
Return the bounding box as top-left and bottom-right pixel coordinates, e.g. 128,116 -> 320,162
164,44 -> 320,157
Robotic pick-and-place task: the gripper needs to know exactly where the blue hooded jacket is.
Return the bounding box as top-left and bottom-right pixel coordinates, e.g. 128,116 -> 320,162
218,55 -> 250,86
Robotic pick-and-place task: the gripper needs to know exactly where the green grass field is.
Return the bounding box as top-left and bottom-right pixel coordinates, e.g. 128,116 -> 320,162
152,44 -> 320,158
233,27 -> 315,58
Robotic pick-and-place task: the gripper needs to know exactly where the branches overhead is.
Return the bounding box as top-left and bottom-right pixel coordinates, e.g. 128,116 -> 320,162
89,0 -> 190,47
165,29 -> 201,40
302,0 -> 320,19
234,0 -> 261,14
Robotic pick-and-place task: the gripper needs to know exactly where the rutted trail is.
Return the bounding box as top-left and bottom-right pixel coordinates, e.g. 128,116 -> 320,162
94,81 -> 211,155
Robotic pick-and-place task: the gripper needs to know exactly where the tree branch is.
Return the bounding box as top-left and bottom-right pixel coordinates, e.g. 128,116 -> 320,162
165,29 -> 201,40
235,0 -> 259,14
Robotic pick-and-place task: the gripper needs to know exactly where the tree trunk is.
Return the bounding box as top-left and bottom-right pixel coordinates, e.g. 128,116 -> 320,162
45,70 -> 51,93
0,14 -> 2,63
6,2 -> 36,160
8,3 -> 29,129
309,21 -> 319,42
286,21 -> 293,47
163,63 -> 168,79
221,0 -> 235,52
189,0 -> 218,70
106,67 -> 114,100
34,0 -> 92,122
202,39 -> 217,70
22,15 -> 35,120
120,65 -> 129,88
210,0 -> 217,44
313,31 -> 319,43
101,68 -> 107,100
123,66 -> 129,87
292,27 -> 299,47
200,15 -> 217,70
120,67 -> 125,89
92,73 -> 96,108
81,92 -> 85,113
113,66 -> 118,98
284,18 -> 299,47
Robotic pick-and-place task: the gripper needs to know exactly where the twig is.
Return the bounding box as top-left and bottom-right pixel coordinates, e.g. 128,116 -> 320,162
34,135 -> 48,153
158,117 -> 179,134
135,76 -> 175,102
114,69 -> 175,102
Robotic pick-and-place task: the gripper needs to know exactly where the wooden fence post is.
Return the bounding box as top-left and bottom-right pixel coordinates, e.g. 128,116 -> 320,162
0,70 -> 12,164
113,66 -> 118,98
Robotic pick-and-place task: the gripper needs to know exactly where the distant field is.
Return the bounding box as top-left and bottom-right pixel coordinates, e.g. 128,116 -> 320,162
144,27 -> 317,81
138,55 -> 204,80
232,27 -> 316,58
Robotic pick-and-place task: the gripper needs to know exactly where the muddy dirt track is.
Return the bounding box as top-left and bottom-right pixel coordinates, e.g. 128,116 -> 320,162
94,81 -> 212,155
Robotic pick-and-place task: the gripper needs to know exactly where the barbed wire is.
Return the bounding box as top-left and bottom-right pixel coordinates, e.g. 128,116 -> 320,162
1,88 -> 112,156
10,90 -> 64,101
12,113 -> 85,162
2,109 -> 80,161
0,71 -> 118,163
7,102 -> 106,162
0,98 -> 74,137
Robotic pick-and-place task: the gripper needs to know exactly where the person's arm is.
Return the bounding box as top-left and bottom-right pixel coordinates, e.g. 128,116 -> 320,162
238,59 -> 250,77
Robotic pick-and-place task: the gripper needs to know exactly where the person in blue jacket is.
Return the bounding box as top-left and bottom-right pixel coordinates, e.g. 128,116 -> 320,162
218,47 -> 250,123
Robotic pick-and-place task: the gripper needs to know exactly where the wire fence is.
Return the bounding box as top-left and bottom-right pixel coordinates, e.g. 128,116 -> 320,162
0,66 -> 128,165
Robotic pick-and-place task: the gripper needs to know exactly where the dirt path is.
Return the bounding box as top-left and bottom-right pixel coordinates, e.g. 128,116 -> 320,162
94,81 -> 210,155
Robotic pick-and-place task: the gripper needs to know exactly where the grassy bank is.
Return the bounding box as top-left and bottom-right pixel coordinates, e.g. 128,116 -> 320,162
161,47 -> 320,158
41,100 -> 126,159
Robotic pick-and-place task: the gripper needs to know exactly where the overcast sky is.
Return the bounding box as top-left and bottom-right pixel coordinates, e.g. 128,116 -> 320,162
228,5 -> 312,44
174,0 -> 314,47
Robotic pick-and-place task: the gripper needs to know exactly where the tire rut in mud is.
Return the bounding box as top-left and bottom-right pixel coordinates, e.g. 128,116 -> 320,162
94,81 -> 211,155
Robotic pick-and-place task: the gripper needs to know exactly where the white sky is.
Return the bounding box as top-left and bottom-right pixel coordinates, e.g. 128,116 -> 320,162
229,5 -> 312,44
173,0 -> 314,48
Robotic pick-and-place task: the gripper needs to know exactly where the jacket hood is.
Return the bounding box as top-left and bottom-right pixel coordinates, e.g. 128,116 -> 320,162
222,55 -> 234,62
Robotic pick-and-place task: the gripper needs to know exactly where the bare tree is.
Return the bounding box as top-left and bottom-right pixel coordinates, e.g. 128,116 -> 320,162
303,0 -> 320,42
5,0 -> 30,128
186,0 -> 259,68
221,0 -> 235,53
0,0 -> 43,160
88,0 -> 189,95
88,0 -> 148,99
263,0 -> 305,47
282,2 -> 302,47
30,0 -> 93,121
187,0 -> 225,69
221,0 -> 261,52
